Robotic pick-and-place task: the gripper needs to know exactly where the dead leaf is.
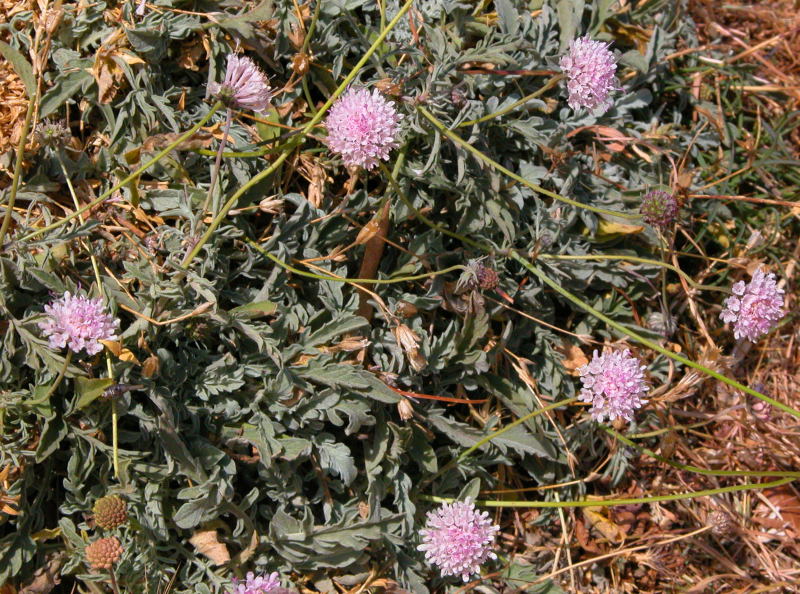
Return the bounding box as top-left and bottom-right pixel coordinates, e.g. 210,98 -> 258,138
594,219 -> 645,241
189,527 -> 230,566
98,340 -> 141,365
559,343 -> 588,375
582,507 -> 626,544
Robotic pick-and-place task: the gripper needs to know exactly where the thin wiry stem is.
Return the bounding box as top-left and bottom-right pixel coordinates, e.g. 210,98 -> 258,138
181,0 -> 417,267
17,103 -> 222,244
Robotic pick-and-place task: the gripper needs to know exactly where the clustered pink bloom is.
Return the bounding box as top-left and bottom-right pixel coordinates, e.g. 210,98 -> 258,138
720,267 -> 785,342
578,349 -> 649,422
559,36 -> 618,114
325,87 -> 402,170
209,54 -> 272,113
39,292 -> 118,356
229,572 -> 281,594
418,498 -> 499,582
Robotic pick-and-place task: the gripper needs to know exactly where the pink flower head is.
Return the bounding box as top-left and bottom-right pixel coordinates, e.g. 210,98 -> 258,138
39,292 -> 119,356
720,267 -> 785,342
559,36 -> 618,114
209,54 -> 272,113
418,498 -> 499,582
325,87 -> 402,170
229,572 -> 281,594
578,349 -> 649,422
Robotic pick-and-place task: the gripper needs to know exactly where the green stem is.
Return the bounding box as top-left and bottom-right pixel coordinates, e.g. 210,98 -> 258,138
0,88 -> 38,247
457,74 -> 564,128
537,253 -> 725,292
378,162 -> 488,251
420,476 -> 794,508
602,426 -> 800,478
416,105 -> 641,220
56,152 -> 119,479
29,351 -> 73,405
248,239 -> 464,284
181,0 -> 416,267
422,398 -> 576,487
18,103 -> 222,244
200,106 -> 234,226
511,252 -> 800,420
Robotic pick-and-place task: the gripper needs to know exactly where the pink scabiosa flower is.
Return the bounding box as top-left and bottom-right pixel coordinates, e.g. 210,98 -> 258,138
38,292 -> 119,356
418,498 -> 499,582
578,349 -> 649,423
325,87 -> 402,170
208,54 -> 272,113
229,572 -> 281,594
720,267 -> 785,342
559,36 -> 618,114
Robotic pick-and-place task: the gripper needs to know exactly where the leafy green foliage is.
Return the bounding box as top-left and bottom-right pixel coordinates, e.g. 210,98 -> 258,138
1,0 -> 797,592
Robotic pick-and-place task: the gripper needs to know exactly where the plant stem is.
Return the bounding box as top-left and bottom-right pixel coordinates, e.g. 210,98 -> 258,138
109,568 -> 121,594
457,74 -> 564,127
537,253 -> 725,292
416,105 -> 641,220
198,106 -> 234,229
57,152 -> 119,479
181,0 -> 417,267
422,398 -> 577,488
0,88 -> 38,248
29,350 -> 73,405
511,252 -> 800,420
602,426 -> 800,479
247,239 -> 464,284
420,476 -> 794,508
18,103 -> 222,244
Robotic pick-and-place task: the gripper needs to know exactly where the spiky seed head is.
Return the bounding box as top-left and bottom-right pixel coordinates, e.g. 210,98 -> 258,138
36,119 -> 71,148
640,190 -> 679,229
85,536 -> 123,571
93,495 -> 128,530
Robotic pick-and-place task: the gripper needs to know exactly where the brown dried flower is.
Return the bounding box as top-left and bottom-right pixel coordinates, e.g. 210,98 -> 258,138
85,536 -> 123,570
93,495 -> 127,530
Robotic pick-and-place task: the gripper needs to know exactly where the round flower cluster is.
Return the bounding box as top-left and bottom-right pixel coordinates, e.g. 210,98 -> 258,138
577,349 -> 649,423
325,87 -> 403,170
418,498 -> 499,582
85,536 -> 123,571
229,571 -> 281,594
93,495 -> 128,531
209,54 -> 272,113
39,292 -> 119,356
559,36 -> 618,114
640,189 -> 679,229
720,267 -> 785,342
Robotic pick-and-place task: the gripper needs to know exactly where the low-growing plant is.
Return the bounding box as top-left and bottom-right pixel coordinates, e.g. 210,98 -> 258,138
0,0 -> 797,592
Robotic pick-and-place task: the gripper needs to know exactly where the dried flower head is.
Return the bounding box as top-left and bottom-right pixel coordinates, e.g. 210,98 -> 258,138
640,189 -> 679,229
720,267 -> 785,342
208,54 -> 272,112
578,349 -> 649,422
39,292 -> 119,355
418,498 -> 499,582
85,536 -> 123,571
93,495 -> 128,530
326,87 -> 402,170
36,119 -> 71,148
559,36 -> 618,113
707,510 -> 734,537
229,571 -> 281,594
456,259 -> 499,293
